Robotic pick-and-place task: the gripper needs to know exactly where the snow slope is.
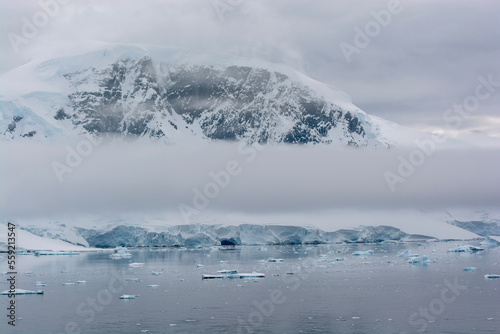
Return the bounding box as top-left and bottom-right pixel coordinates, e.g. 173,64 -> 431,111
0,222 -> 90,252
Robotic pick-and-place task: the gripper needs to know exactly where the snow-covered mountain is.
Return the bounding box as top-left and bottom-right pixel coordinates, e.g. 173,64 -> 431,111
0,42 -> 412,146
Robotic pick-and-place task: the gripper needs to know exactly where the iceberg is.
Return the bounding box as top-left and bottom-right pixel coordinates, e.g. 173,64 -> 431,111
34,250 -> 79,256
111,246 -> 132,259
352,250 -> 374,256
407,256 -> 428,264
119,295 -> 137,299
1,289 -> 43,295
125,278 -> 140,282
448,245 -> 484,252
484,274 -> 500,279
397,250 -> 418,258
202,270 -> 265,279
129,262 -> 144,268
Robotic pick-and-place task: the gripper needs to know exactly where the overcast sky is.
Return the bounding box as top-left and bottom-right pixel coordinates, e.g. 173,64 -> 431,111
0,0 -> 499,224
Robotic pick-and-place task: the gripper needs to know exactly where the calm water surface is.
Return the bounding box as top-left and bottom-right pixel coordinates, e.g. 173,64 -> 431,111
1,242 -> 499,334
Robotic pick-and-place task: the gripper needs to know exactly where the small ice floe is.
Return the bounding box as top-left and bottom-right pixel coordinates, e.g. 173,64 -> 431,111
408,256 -> 429,264
125,278 -> 140,282
60,270 -> 69,273
119,294 -> 136,299
448,245 -> 484,253
397,250 -> 419,258
202,269 -> 265,279
463,267 -> 477,271
35,251 -> 79,256
77,280 -> 87,284
1,289 -> 43,295
35,282 -> 46,286
148,284 -> 160,288
196,264 -> 204,268
219,260 -> 228,264
129,263 -> 144,268
335,258 -> 344,261
352,250 -> 373,256
152,271 -> 162,276
62,282 -> 75,286
484,274 -> 500,279
268,258 -> 283,262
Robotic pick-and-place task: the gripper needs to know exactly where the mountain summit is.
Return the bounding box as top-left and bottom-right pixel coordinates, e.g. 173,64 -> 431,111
0,43 -> 405,146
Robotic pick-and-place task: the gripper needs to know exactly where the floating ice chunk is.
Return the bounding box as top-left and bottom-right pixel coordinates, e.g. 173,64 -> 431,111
448,245 -> 484,252
62,282 -> 75,286
196,264 -> 204,268
129,262 -> 144,268
407,256 -> 428,264
35,251 -> 79,256
77,280 -> 86,284
463,267 -> 477,271
148,284 -> 160,288
484,274 -> 500,279
119,294 -> 136,299
268,258 -> 283,262
35,282 -> 46,286
218,269 -> 238,274
125,278 -> 140,282
152,271 -> 162,276
352,250 -> 373,256
202,271 -> 265,279
335,258 -> 344,261
1,289 -> 43,295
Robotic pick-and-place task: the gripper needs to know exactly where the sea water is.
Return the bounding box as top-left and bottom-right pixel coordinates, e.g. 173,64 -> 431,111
1,242 -> 499,333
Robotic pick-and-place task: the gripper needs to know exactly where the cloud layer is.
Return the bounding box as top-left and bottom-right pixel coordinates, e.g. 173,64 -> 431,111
1,141 -> 498,221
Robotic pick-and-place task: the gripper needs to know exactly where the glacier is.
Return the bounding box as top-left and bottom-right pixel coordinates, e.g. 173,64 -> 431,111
0,222 -> 462,250
3,208 -> 499,251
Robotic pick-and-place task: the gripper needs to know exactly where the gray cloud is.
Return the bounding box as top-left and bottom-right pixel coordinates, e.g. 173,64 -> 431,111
1,141 -> 499,221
